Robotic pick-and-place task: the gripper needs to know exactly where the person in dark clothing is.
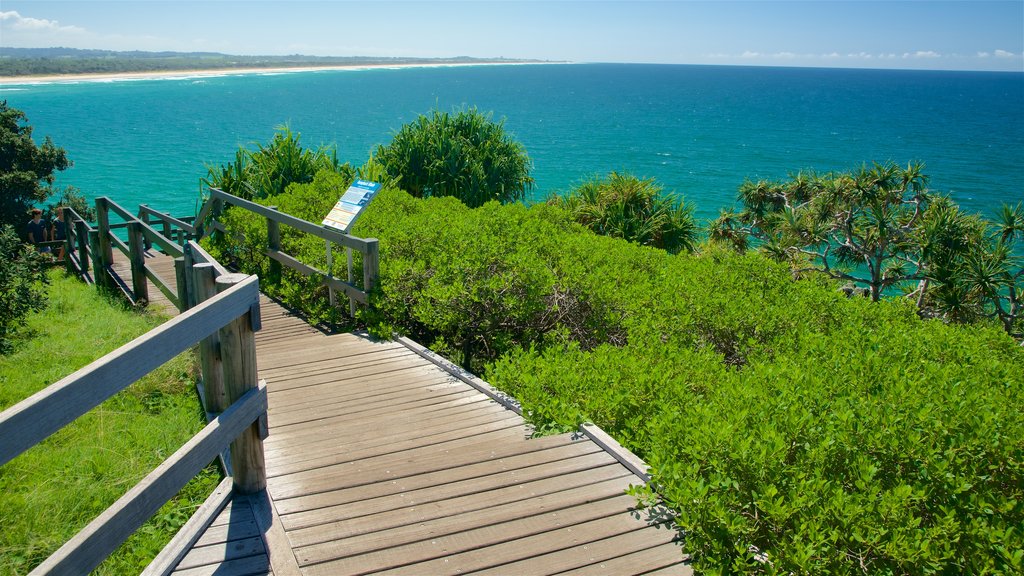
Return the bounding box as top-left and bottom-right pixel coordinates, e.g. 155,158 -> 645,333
25,208 -> 50,253
51,208 -> 67,260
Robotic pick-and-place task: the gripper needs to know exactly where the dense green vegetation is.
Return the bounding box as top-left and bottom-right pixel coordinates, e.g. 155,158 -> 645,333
196,112 -> 1024,574
552,171 -> 699,254
375,108 -> 535,207
711,162 -> 1023,337
0,225 -> 48,352
0,101 -> 71,231
0,47 -> 541,77
202,127 -> 351,201
0,271 -> 219,575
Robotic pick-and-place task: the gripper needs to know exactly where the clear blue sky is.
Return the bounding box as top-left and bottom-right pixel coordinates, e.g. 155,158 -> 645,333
2,1 -> 1022,72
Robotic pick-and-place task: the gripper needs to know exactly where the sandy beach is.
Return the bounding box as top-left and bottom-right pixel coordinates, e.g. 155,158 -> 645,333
0,61 -> 561,86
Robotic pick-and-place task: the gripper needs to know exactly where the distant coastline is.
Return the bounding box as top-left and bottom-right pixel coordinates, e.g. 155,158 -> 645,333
0,47 -> 562,85
0,61 -> 566,86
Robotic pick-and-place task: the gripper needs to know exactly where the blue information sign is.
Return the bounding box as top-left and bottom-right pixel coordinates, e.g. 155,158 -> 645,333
322,180 -> 383,233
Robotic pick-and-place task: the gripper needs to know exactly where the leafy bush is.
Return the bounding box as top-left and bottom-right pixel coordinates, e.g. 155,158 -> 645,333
374,108 -> 534,207
552,171 -> 699,254
202,127 -> 352,200
0,101 -> 71,231
0,224 -> 48,352
487,248 -> 1024,575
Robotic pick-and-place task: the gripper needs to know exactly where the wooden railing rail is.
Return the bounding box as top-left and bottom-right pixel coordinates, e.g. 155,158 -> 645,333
197,187 -> 380,311
58,206 -> 97,284
0,273 -> 266,575
94,196 -> 185,308
139,203 -> 197,245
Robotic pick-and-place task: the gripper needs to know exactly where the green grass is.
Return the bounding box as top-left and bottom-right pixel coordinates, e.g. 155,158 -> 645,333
0,270 -> 221,575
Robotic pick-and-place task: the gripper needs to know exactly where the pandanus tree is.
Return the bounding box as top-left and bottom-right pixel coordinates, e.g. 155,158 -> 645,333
374,108 -> 534,208
710,161 -> 981,302
953,202 -> 1024,337
553,172 -> 699,254
202,127 -> 348,200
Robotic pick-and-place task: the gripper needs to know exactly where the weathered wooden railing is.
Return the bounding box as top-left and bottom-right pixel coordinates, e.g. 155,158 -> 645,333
93,196 -> 190,307
57,206 -> 98,283
139,203 -> 197,245
0,269 -> 266,576
195,187 -> 380,313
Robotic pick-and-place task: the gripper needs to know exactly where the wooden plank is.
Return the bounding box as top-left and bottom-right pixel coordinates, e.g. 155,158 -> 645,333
264,407 -> 522,474
554,542 -> 692,575
271,433 -> 586,516
171,554 -> 271,576
469,525 -> 683,576
267,424 -> 527,499
282,453 -> 622,532
29,385 -> 267,575
300,492 -> 641,575
174,537 -> 265,571
287,466 -> 632,551
193,520 -> 261,547
376,513 -> 649,575
142,477 -> 234,576
246,490 -> 303,576
0,275 -> 260,466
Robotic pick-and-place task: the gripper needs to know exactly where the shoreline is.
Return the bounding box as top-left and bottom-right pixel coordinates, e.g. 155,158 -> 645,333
0,61 -> 566,86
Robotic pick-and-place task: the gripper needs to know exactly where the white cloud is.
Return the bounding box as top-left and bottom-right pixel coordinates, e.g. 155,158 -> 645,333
0,10 -> 85,33
994,49 -> 1016,58
904,50 -> 941,59
978,51 -> 991,58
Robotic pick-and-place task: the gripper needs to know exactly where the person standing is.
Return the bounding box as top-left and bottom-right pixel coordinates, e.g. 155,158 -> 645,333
51,208 -> 67,260
25,208 -> 50,253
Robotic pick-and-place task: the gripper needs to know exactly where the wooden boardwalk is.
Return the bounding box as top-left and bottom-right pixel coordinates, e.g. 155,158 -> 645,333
123,252 -> 689,575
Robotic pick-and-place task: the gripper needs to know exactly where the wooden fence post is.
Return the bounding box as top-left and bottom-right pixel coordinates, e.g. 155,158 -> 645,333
61,207 -> 74,275
127,221 -> 149,305
173,257 -> 189,313
216,273 -> 265,494
74,218 -> 90,280
266,209 -> 281,283
94,198 -> 113,282
88,230 -> 105,288
194,263 -> 225,414
363,238 -> 380,294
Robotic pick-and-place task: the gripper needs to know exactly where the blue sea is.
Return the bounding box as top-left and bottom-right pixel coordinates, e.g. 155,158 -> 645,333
3,63 -> 1022,223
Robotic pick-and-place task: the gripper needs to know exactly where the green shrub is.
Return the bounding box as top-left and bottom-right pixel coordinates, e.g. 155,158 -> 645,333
374,108 -> 534,207
0,224 -> 48,352
552,171 -> 699,254
202,127 -> 352,201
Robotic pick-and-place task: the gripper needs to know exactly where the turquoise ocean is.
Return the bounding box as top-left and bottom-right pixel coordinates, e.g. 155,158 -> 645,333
3,63 -> 1022,224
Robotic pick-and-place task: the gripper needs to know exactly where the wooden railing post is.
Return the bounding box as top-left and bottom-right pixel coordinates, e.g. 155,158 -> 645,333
75,218 -> 90,279
94,198 -> 113,288
88,230 -> 105,288
61,207 -> 75,275
363,238 -> 380,294
216,273 -> 265,494
127,221 -> 149,304
266,208 -> 281,283
194,263 -> 225,414
174,257 -> 189,313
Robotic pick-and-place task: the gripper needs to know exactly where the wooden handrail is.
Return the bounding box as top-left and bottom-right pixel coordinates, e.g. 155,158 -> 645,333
196,187 -> 380,314
1,266 -> 266,575
0,274 -> 260,465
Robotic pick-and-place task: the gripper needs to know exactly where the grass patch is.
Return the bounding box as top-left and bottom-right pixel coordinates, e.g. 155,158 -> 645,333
0,270 -> 221,575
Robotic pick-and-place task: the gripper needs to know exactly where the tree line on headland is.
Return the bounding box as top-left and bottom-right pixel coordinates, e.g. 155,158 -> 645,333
0,47 -> 545,76
3,102 -> 1022,574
